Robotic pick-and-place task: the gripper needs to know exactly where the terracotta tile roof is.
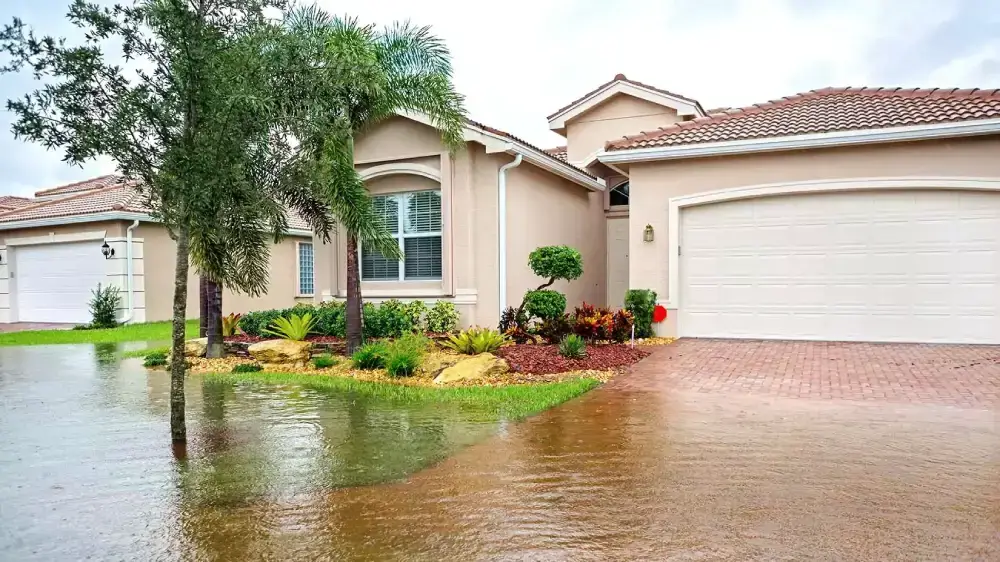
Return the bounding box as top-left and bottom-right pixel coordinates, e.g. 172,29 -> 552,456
0,177 -> 312,232
468,120 -> 598,179
548,73 -> 704,120
543,146 -> 568,162
606,86 -> 1000,151
0,195 -> 31,210
0,181 -> 148,223
33,174 -> 124,197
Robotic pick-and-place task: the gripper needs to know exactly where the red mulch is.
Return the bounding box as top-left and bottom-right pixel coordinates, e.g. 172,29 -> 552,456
496,344 -> 649,375
224,335 -> 346,344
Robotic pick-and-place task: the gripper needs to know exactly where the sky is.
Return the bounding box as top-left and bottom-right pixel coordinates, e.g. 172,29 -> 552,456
1,0 -> 998,197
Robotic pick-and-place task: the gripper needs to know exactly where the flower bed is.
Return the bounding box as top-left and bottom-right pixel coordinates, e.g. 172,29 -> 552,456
496,343 -> 649,375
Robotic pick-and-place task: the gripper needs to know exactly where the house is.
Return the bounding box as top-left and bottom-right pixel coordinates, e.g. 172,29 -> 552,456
317,75 -> 1000,344
0,177 -> 314,323
5,74 -> 1000,345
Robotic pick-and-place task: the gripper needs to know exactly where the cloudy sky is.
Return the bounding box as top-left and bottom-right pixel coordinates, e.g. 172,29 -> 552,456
1,0 -> 998,197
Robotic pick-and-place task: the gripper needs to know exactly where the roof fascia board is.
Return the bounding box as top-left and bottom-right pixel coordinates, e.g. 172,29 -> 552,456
598,118 -> 1000,164
548,81 -> 703,131
0,211 -> 314,237
397,110 -> 605,191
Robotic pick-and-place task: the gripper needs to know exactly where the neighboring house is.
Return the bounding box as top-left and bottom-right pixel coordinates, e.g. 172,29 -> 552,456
0,177 -> 314,323
6,74 -> 1000,346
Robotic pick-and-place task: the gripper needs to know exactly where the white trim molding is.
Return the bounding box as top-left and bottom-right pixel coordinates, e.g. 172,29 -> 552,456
4,230 -> 107,246
547,80 -> 703,133
662,177 -> 1000,309
598,118 -> 1000,164
359,162 -> 442,183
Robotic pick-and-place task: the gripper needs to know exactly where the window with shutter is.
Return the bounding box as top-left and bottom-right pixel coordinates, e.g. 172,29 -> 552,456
361,190 -> 442,281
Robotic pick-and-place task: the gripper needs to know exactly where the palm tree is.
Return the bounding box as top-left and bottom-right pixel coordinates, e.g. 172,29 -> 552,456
283,8 -> 466,353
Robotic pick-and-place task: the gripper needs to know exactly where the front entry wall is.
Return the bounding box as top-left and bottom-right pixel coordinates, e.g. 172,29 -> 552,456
626,136 -> 1000,342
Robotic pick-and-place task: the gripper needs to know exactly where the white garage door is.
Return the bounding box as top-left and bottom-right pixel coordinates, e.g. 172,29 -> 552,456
679,189 -> 1000,344
15,243 -> 108,323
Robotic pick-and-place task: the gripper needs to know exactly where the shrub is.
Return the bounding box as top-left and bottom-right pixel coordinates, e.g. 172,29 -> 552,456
239,308 -> 289,338
364,299 -> 415,339
625,289 -> 657,338
610,309 -> 635,343
72,324 -> 94,331
312,354 -> 337,369
572,302 -> 615,342
143,350 -> 168,367
426,300 -> 460,333
523,290 -> 567,321
528,246 -> 584,283
404,300 -> 428,331
442,327 -> 508,355
314,301 -> 347,337
352,341 -> 389,369
232,362 -> 263,373
88,283 -> 121,329
537,313 -> 573,344
383,334 -> 428,378
558,334 -> 587,359
498,306 -> 531,344
221,313 -> 242,337
263,313 -> 317,341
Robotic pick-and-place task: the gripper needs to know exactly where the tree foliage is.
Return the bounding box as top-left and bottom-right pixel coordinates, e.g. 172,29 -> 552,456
528,246 -> 584,287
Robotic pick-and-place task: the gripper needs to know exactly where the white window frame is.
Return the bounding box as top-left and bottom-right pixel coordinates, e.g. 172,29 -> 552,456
361,190 -> 443,282
296,241 -> 314,296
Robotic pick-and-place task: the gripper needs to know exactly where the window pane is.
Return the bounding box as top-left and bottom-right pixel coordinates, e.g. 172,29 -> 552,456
371,195 -> 400,234
403,236 -> 442,280
610,182 -> 629,206
362,242 -> 399,281
404,191 -> 442,234
298,243 -> 314,294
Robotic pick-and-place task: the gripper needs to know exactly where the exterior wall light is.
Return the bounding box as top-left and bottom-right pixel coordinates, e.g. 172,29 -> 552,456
643,224 -> 654,242
101,241 -> 115,259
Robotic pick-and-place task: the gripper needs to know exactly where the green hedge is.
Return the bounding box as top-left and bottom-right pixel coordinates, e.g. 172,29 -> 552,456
239,299 -> 457,339
624,289 -> 657,338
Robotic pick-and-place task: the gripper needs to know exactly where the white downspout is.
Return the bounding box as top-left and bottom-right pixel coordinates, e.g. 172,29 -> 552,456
497,154 -> 523,318
120,220 -> 140,324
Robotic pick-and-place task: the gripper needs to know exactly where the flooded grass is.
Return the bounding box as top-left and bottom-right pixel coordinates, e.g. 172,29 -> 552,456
0,320 -> 198,346
206,371 -> 602,420
120,345 -> 169,359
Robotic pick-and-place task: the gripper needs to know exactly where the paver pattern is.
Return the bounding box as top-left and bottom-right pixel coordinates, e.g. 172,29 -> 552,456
622,339 -> 1000,409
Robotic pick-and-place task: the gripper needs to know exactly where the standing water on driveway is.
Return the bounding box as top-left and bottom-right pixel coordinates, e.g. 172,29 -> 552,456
1,340 -> 998,561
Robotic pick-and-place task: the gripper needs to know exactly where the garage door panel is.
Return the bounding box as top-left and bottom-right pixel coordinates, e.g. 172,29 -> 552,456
14,242 -> 106,323
679,189 -> 1000,344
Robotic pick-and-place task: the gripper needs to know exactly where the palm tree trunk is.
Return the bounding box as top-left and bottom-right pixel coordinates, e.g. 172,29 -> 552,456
205,279 -> 223,358
198,276 -> 208,338
170,227 -> 191,444
345,232 -> 362,353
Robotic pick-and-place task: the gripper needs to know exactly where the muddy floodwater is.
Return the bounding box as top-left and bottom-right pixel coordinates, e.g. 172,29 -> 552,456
1,343 -> 997,561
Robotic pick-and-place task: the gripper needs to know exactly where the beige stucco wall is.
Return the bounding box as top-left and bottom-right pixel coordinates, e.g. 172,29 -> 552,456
626,137 -> 1000,335
354,116 -> 446,164
506,161 -> 607,313
139,223 -> 310,321
565,95 -> 682,164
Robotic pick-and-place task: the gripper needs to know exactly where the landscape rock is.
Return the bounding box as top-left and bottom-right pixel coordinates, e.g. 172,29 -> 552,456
248,339 -> 312,365
184,338 -> 208,358
418,352 -> 463,378
433,353 -> 509,385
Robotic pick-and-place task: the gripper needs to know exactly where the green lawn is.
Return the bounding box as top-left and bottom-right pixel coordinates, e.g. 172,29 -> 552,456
0,320 -> 199,346
206,371 -> 601,421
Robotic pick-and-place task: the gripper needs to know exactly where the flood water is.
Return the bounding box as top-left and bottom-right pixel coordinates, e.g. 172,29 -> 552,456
1,344 -> 997,561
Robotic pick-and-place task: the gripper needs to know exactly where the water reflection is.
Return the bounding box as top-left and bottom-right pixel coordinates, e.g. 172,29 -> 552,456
0,344 -> 997,561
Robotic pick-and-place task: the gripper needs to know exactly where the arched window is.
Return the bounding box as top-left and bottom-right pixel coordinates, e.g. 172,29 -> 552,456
610,181 -> 629,206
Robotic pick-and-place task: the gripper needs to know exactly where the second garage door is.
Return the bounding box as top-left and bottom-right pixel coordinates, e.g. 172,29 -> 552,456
679,189 -> 1000,344
14,242 -> 108,324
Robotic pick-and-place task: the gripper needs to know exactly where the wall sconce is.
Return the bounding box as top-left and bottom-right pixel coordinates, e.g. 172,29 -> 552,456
643,224 -> 654,242
101,241 -> 115,259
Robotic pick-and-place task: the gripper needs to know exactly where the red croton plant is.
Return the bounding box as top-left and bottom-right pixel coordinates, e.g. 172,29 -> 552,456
572,303 -> 634,343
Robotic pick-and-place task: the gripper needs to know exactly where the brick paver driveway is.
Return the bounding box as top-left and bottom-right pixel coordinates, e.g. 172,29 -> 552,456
626,339 -> 1000,410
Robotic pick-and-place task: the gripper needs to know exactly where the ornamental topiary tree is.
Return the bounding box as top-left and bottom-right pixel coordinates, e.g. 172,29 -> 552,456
516,245 -> 583,321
